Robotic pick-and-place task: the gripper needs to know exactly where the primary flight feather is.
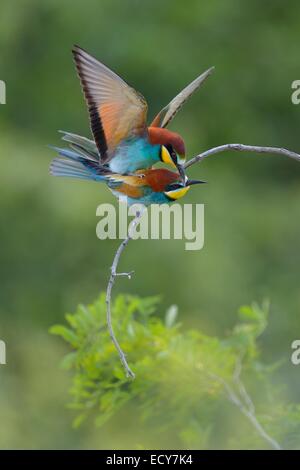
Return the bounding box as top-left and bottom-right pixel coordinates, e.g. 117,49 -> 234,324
71,45 -> 213,175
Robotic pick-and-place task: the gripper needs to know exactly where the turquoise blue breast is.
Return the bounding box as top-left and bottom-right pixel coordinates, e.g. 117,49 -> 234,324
126,192 -> 170,206
109,137 -> 160,173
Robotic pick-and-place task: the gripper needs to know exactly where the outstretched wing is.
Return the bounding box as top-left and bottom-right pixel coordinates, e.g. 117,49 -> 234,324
73,45 -> 148,163
151,67 -> 214,128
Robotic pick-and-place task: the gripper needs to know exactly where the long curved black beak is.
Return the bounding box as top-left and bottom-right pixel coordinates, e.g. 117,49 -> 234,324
187,179 -> 206,186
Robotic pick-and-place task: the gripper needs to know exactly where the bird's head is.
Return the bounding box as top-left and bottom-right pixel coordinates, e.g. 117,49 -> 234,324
148,127 -> 186,174
163,174 -> 206,201
142,168 -> 205,201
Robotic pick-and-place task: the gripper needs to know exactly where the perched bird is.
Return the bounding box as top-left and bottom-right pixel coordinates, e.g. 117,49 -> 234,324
50,144 -> 204,206
69,45 -> 214,176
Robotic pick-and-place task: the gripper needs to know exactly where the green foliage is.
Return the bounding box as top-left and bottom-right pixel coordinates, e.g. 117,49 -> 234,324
51,294 -> 300,449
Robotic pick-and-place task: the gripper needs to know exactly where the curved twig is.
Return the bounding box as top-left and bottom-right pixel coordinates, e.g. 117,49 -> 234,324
208,356 -> 282,450
105,142 -> 300,382
105,209 -> 144,379
184,143 -> 300,169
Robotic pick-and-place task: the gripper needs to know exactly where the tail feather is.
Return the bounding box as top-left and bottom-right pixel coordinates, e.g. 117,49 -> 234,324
49,146 -> 83,162
50,158 -> 87,173
59,131 -> 99,160
50,131 -> 108,182
69,143 -> 99,162
49,143 -> 105,182
50,157 -> 105,181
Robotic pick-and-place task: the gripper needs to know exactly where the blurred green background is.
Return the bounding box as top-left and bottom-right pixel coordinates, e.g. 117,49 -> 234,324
0,0 -> 300,449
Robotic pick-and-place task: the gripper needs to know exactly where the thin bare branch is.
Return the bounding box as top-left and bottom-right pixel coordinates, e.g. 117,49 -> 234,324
105,209 -> 144,379
233,356 -> 255,415
184,143 -> 300,169
208,358 -> 282,450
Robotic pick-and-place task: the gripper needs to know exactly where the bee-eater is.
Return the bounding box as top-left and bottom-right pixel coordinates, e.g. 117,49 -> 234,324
69,45 -> 214,176
50,144 -> 204,206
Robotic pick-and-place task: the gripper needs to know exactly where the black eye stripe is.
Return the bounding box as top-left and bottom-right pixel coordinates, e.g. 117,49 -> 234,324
166,145 -> 176,159
159,146 -> 163,161
166,183 -> 183,191
160,144 -> 177,163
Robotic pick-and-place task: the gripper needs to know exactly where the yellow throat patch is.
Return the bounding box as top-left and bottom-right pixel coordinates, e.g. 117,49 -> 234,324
164,186 -> 190,200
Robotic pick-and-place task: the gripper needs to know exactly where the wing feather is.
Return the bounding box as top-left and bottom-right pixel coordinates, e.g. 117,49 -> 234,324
72,45 -> 148,162
151,67 -> 214,128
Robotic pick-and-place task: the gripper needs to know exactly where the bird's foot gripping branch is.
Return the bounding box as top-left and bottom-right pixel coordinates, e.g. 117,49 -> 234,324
51,295 -> 300,449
